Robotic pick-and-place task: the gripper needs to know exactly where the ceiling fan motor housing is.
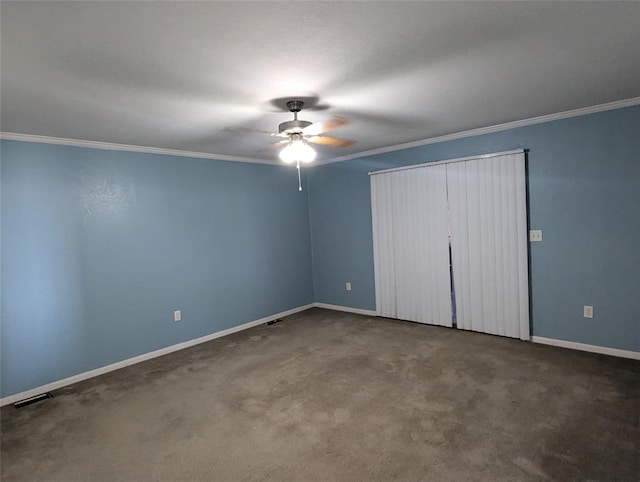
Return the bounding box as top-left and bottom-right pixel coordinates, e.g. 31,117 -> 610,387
279,119 -> 312,134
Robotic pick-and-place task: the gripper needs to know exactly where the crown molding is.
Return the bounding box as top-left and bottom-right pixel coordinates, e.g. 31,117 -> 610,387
2,97 -> 638,166
315,96 -> 640,165
0,132 -> 277,165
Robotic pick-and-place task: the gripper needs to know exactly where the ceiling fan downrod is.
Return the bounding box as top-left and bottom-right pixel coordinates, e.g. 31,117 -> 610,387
279,100 -> 312,134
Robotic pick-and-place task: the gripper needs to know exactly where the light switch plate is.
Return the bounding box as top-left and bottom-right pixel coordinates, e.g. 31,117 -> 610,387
583,306 -> 593,318
530,230 -> 543,242
174,310 -> 181,322
345,282 -> 352,291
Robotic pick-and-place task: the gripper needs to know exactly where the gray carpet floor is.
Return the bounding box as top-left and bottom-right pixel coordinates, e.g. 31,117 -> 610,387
1,308 -> 638,481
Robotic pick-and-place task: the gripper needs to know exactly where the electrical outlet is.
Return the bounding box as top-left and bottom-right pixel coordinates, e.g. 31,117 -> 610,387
174,310 -> 181,322
345,282 -> 352,291
529,230 -> 543,242
583,306 -> 593,319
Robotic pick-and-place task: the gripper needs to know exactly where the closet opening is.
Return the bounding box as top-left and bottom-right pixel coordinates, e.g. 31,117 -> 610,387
449,241 -> 457,328
370,148 -> 529,340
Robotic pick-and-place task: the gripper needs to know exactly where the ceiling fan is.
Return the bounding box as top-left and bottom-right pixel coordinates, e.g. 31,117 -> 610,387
233,99 -> 354,190
273,99 -> 354,150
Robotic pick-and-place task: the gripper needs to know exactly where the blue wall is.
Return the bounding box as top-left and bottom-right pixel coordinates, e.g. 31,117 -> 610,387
2,105 -> 639,398
308,106 -> 640,352
1,141 -> 314,397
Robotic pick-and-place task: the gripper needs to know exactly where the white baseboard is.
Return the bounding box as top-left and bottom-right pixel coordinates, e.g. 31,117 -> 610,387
6,307 -> 633,406
310,308 -> 639,361
313,302 -> 378,317
531,336 -> 640,360
0,303 -> 314,407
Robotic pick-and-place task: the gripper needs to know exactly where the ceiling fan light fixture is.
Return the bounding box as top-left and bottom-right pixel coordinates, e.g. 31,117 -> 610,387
279,137 -> 316,164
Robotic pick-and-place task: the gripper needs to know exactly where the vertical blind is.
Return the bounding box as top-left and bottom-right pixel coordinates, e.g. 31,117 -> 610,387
371,165 -> 452,327
447,152 -> 529,339
370,149 -> 529,340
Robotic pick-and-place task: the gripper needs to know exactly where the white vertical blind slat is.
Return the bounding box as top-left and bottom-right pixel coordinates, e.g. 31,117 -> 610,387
515,158 -> 530,339
371,174 -> 396,318
505,159 -> 519,338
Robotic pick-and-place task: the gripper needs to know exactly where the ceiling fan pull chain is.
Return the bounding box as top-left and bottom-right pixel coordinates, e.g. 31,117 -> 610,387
297,159 -> 302,191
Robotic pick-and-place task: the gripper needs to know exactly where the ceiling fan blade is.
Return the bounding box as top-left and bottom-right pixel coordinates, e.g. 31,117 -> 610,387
302,116 -> 349,136
307,135 -> 355,147
225,126 -> 277,136
270,139 -> 289,148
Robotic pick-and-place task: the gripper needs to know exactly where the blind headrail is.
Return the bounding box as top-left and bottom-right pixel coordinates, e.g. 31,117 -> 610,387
368,148 -> 525,176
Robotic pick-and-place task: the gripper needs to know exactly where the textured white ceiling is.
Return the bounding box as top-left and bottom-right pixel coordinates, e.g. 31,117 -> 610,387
2,1 -> 639,163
